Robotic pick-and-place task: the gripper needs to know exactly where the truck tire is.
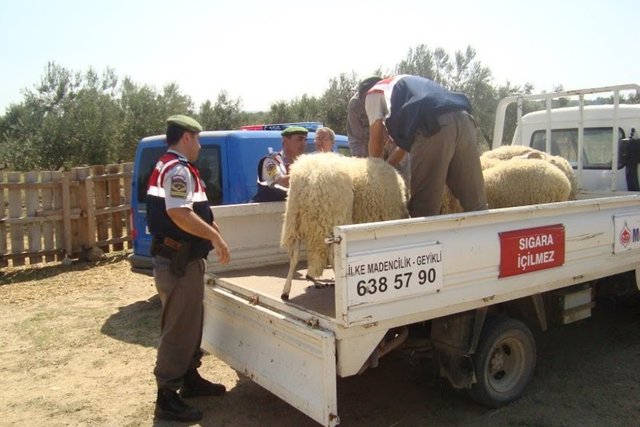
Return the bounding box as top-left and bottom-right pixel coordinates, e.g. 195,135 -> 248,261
469,316 -> 536,408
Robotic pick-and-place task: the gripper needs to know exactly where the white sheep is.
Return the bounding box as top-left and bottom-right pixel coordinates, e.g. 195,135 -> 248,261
482,157 -> 572,208
481,145 -> 536,161
441,148 -> 573,214
482,146 -> 577,199
280,152 -> 409,300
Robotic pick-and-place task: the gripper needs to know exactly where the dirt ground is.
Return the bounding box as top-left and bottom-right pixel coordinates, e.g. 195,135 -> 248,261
1,252 -> 639,427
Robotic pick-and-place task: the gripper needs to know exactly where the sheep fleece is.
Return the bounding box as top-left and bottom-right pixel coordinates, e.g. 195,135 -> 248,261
483,158 -> 571,208
281,152 -> 408,277
442,147 -> 574,214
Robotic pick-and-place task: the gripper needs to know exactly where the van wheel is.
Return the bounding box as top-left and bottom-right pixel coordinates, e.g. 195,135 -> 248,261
469,316 -> 536,408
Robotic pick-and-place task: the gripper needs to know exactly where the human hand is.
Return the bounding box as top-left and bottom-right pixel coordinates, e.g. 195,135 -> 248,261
212,239 -> 230,265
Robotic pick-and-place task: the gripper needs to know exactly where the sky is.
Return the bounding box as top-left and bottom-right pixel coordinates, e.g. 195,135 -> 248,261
1,0 -> 639,113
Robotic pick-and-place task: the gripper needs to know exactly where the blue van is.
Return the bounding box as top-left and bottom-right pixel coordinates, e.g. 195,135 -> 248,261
129,128 -> 350,274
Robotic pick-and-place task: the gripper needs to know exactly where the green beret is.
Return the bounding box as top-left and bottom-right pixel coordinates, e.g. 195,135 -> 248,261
166,114 -> 203,132
281,126 -> 309,136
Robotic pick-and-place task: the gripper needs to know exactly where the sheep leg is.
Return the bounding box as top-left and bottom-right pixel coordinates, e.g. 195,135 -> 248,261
305,245 -> 335,288
282,239 -> 301,300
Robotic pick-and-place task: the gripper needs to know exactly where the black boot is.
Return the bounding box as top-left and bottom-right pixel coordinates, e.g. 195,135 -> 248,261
155,387 -> 203,422
180,369 -> 226,398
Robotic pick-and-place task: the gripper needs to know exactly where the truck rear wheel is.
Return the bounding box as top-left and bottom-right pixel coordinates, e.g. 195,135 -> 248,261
469,316 -> 536,407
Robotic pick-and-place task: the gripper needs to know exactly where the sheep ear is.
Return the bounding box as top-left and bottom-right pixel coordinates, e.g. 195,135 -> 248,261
527,151 -> 546,160
516,152 -> 545,160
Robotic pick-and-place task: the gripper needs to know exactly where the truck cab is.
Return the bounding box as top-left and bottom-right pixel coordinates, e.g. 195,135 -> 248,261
492,84 -> 640,192
129,127 -> 350,274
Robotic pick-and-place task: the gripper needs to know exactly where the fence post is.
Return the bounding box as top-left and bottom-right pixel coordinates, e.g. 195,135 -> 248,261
74,167 -> 91,253
52,171 -> 64,262
85,175 -> 96,249
26,171 -> 42,265
93,165 -> 108,252
41,171 -> 55,262
8,172 -> 24,266
62,172 -> 73,260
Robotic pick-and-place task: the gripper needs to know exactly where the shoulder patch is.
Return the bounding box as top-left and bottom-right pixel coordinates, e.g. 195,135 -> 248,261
170,174 -> 188,198
265,162 -> 279,178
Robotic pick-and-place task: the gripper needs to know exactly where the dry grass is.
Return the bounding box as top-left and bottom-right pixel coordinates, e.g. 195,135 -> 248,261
1,250 -> 132,304
1,252 -> 639,426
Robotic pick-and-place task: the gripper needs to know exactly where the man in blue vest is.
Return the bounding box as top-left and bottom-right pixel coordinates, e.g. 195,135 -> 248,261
146,114 -> 230,422
251,126 -> 307,202
364,75 -> 488,217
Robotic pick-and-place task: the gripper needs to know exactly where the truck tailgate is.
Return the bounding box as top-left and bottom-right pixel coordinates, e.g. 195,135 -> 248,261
202,283 -> 339,426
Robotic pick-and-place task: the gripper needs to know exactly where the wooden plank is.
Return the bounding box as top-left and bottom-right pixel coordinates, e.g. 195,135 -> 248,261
108,164 -> 123,251
96,235 -> 131,247
90,171 -> 132,182
0,172 -> 7,267
3,248 -> 65,259
52,171 -> 64,262
41,171 -> 55,262
25,171 -> 42,265
85,176 -> 97,250
8,172 -> 24,266
1,211 -> 82,224
73,167 -> 90,255
62,172 -> 73,258
0,181 -> 67,189
93,205 -> 129,215
93,165 -> 108,252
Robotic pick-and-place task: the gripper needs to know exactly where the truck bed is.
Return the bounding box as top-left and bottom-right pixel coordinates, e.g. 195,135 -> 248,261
212,262 -> 336,318
203,194 -> 640,427
208,194 -> 640,332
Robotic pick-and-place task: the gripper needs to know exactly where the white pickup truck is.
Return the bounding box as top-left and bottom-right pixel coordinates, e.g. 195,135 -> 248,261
493,83 -> 640,192
201,85 -> 640,426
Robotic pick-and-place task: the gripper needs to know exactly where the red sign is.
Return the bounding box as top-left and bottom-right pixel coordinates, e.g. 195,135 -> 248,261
499,224 -> 565,278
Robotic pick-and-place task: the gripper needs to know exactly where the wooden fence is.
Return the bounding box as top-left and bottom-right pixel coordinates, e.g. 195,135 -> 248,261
0,163 -> 133,268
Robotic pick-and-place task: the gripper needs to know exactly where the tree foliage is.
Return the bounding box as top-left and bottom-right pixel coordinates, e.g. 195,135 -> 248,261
319,73 -> 359,134
0,46 -> 556,170
198,90 -> 242,131
0,62 -> 199,170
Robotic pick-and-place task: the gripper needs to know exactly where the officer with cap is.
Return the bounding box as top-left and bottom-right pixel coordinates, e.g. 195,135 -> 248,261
251,126 -> 308,202
146,114 -> 231,422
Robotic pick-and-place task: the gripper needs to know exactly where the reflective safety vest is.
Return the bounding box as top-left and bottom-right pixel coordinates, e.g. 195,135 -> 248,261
146,152 -> 213,259
251,152 -> 288,202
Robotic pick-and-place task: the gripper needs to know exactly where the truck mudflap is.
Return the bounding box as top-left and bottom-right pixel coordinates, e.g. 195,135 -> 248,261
202,285 -> 339,427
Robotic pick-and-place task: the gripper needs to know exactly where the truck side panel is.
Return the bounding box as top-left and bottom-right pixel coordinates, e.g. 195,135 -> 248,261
334,196 -> 640,328
202,286 -> 338,427
208,202 -> 289,273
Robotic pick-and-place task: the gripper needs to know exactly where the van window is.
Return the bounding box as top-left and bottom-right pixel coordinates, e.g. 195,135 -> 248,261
136,146 -> 223,205
531,127 -> 625,169
195,147 -> 223,205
